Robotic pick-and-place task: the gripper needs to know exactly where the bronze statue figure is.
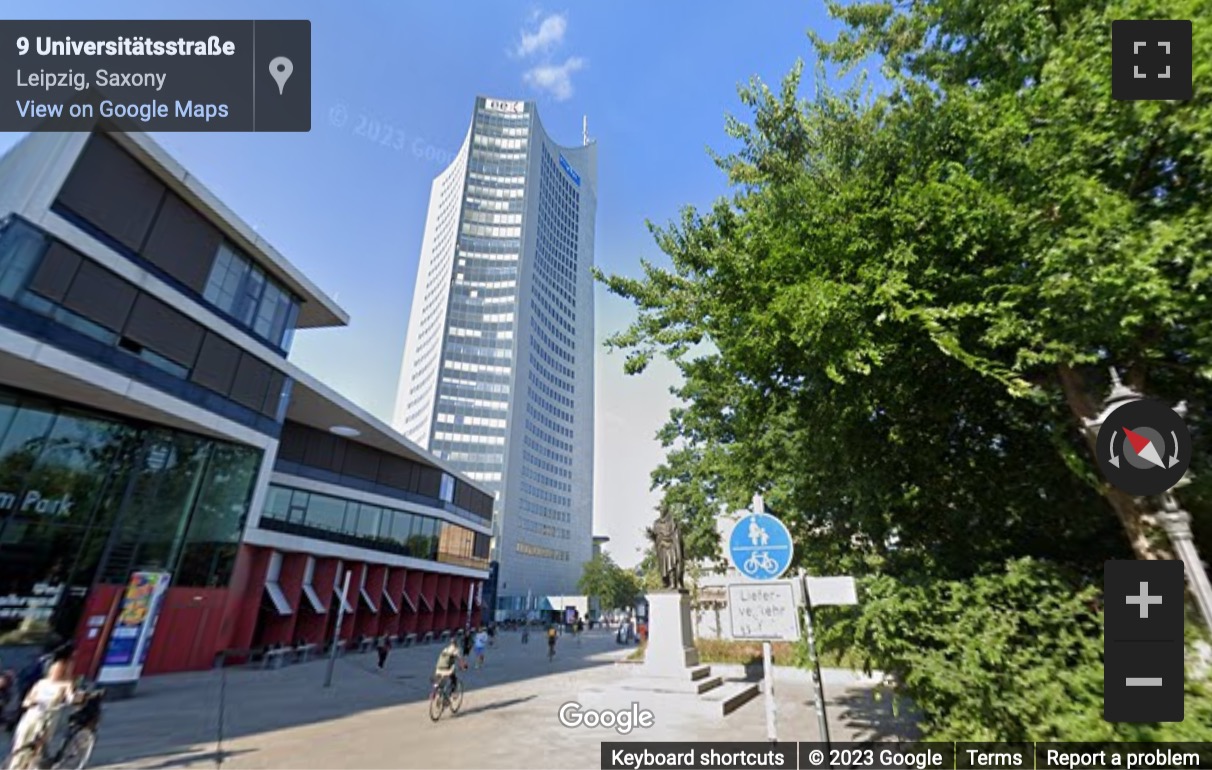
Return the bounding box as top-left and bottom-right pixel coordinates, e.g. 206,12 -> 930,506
646,502 -> 684,590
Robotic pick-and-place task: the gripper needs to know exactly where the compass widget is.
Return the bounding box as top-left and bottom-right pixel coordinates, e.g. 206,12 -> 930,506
1095,398 -> 1190,496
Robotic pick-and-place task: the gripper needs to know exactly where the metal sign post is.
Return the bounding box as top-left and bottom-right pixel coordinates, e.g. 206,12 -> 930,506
727,493 -> 798,744
323,570 -> 351,688
799,571 -> 831,752
762,639 -> 777,743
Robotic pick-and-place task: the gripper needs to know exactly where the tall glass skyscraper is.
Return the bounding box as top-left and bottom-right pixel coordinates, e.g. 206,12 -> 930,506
392,96 -> 595,615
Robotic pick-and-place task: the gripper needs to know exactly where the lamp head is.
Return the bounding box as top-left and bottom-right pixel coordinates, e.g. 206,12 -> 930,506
1083,367 -> 1143,433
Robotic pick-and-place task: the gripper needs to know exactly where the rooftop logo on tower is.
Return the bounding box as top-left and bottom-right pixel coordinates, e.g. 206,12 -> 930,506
484,98 -> 525,114
559,154 -> 580,186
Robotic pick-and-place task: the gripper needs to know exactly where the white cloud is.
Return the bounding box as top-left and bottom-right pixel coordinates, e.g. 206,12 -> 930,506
523,56 -> 585,101
515,13 -> 567,57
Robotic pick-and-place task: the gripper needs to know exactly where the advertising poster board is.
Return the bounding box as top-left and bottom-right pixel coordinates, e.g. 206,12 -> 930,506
97,571 -> 171,685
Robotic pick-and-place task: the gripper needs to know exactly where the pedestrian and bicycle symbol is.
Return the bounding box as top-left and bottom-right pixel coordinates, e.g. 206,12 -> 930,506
728,508 -> 794,580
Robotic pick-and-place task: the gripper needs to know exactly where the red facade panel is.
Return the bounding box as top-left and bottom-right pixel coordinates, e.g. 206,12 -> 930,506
143,587 -> 231,674
293,556 -> 337,646
337,562 -> 362,643
260,552 -> 306,647
417,572 -> 439,633
73,584 -> 122,681
363,564 -> 388,637
63,540 -> 484,677
401,571 -> 421,634
229,547 -> 271,655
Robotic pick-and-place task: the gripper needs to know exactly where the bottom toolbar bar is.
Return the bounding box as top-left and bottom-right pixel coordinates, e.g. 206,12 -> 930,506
600,743 -> 1212,770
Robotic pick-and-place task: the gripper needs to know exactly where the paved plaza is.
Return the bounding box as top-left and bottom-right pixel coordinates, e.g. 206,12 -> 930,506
4,630 -> 916,769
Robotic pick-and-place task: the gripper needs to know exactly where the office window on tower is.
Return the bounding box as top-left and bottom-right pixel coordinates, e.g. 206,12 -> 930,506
440,472 -> 455,503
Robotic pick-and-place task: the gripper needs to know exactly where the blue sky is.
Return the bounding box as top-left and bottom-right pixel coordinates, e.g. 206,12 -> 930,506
1,1 -> 847,566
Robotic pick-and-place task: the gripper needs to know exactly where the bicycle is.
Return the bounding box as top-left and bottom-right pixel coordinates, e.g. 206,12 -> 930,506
6,689 -> 100,770
428,674 -> 464,722
743,551 -> 777,574
547,641 -> 556,662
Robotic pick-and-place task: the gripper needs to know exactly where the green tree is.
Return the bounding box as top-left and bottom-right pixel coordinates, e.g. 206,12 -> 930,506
611,566 -> 644,612
840,558 -> 1212,740
596,0 -> 1211,740
598,0 -> 1212,575
578,552 -> 643,612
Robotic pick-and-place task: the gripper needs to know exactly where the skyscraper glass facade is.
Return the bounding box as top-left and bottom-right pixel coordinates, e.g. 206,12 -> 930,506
394,97 -> 595,612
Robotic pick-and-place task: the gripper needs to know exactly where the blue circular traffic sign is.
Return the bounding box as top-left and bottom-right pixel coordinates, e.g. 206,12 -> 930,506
728,512 -> 794,580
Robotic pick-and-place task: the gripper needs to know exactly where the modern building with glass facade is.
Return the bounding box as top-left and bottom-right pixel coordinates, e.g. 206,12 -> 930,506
0,124 -> 491,679
392,96 -> 596,616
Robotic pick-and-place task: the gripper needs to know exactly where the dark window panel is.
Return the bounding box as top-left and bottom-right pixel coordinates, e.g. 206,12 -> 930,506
228,354 -> 272,412
377,456 -> 412,490
330,437 -> 347,474
189,332 -> 241,395
341,441 -> 380,482
56,134 -> 166,253
142,193 -> 223,293
261,370 -> 285,418
301,427 -> 338,471
276,421 -> 309,463
61,260 -> 137,332
26,242 -> 82,302
416,467 -> 441,498
123,293 -> 205,368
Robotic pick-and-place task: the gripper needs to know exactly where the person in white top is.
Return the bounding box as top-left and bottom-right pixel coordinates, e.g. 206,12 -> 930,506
8,657 -> 75,767
472,628 -> 489,668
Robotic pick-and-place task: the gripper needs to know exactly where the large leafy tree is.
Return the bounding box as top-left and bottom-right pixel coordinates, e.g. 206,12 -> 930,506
578,552 -> 643,611
600,0 -> 1212,578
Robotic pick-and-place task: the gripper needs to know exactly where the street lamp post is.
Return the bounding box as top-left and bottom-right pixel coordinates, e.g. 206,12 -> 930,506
1084,369 -> 1212,632
1157,492 -> 1212,631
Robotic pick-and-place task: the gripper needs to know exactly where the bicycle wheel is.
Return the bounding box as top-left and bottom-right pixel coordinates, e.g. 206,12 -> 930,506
428,687 -> 446,722
448,680 -> 464,714
53,729 -> 96,770
6,744 -> 41,770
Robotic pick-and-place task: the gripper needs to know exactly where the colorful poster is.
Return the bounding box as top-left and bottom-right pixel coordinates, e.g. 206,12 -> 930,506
97,571 -> 171,685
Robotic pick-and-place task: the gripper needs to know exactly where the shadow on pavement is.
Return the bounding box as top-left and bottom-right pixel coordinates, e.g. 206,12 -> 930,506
139,748 -> 257,769
828,687 -> 922,742
74,630 -> 627,769
453,694 -> 536,717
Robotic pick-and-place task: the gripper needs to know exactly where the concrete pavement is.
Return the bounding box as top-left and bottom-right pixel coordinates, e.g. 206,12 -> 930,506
2,629 -> 917,769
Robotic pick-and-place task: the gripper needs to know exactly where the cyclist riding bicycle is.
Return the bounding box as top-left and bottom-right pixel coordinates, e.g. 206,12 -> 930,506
546,625 -> 557,659
433,635 -> 466,694
8,653 -> 75,769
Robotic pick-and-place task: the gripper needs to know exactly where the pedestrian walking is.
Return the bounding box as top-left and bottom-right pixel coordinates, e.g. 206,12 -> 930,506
521,624 -> 529,644
376,636 -> 390,670
473,627 -> 488,668
487,623 -> 496,647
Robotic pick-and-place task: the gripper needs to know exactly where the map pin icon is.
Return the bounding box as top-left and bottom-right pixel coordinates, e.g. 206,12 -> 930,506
269,56 -> 293,95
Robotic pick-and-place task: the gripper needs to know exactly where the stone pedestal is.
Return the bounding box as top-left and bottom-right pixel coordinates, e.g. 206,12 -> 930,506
643,590 -> 699,674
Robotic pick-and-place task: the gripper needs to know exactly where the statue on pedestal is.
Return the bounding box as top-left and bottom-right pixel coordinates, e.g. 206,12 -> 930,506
646,501 -> 684,591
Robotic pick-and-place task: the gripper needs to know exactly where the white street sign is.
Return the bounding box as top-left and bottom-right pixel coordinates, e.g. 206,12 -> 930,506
727,581 -> 799,641
805,576 -> 858,606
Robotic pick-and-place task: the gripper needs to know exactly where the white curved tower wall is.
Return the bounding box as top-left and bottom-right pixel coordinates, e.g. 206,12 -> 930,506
393,96 -> 596,611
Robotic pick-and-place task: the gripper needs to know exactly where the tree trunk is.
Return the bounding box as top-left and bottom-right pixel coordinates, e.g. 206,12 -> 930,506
1056,364 -> 1171,560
